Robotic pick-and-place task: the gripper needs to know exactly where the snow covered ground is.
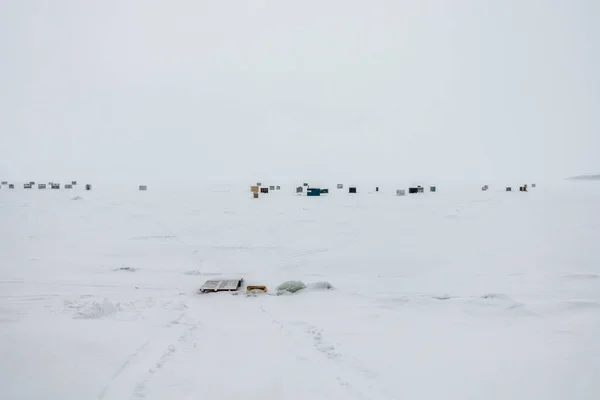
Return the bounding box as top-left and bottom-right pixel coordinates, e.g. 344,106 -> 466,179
1,181 -> 599,400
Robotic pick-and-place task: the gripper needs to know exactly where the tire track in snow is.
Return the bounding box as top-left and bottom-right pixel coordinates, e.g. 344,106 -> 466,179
129,316 -> 199,400
128,298 -> 354,399
258,304 -> 395,400
97,312 -> 199,400
97,340 -> 151,400
287,247 -> 329,259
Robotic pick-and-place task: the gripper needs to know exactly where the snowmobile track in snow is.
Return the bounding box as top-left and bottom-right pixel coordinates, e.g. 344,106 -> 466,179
258,304 -> 395,400
96,311 -> 199,400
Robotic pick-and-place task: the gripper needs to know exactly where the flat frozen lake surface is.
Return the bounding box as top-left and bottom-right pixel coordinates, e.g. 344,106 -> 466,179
1,182 -> 599,399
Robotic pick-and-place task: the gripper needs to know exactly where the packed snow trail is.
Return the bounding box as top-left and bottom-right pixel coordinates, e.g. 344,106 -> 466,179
131,293 -> 396,400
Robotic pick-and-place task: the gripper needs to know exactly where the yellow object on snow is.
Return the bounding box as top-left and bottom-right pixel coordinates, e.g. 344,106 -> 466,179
246,285 -> 267,292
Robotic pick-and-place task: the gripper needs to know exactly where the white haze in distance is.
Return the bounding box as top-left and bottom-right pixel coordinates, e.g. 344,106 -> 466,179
0,0 -> 598,184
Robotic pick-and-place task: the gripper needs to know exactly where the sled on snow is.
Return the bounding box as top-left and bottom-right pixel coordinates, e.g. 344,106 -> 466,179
199,278 -> 243,293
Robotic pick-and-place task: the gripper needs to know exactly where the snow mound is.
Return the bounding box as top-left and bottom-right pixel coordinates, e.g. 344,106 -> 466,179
114,266 -> 137,272
71,196 -> 83,201
276,280 -> 333,295
471,293 -> 531,314
306,281 -> 333,291
276,280 -> 306,294
246,289 -> 268,297
73,298 -> 117,319
183,270 -> 203,276
183,270 -> 220,276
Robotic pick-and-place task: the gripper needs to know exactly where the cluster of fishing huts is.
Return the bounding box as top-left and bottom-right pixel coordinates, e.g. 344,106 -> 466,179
0,180 -> 93,190
482,183 -> 536,192
2,180 -> 537,195
0,181 -> 154,191
249,183 -> 281,198
249,183 -> 438,198
250,182 -> 539,198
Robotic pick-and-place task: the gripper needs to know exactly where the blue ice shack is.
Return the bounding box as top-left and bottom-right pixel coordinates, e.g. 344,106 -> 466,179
307,188 -> 321,196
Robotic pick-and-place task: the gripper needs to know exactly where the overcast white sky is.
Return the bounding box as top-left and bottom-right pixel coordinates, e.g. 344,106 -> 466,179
1,0 -> 598,183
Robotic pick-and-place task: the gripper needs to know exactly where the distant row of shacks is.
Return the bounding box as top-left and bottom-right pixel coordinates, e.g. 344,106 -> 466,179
250,181 -> 538,197
250,183 -> 437,197
250,183 -> 281,198
0,181 -> 153,191
482,184 -> 536,192
0,180 -> 93,190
